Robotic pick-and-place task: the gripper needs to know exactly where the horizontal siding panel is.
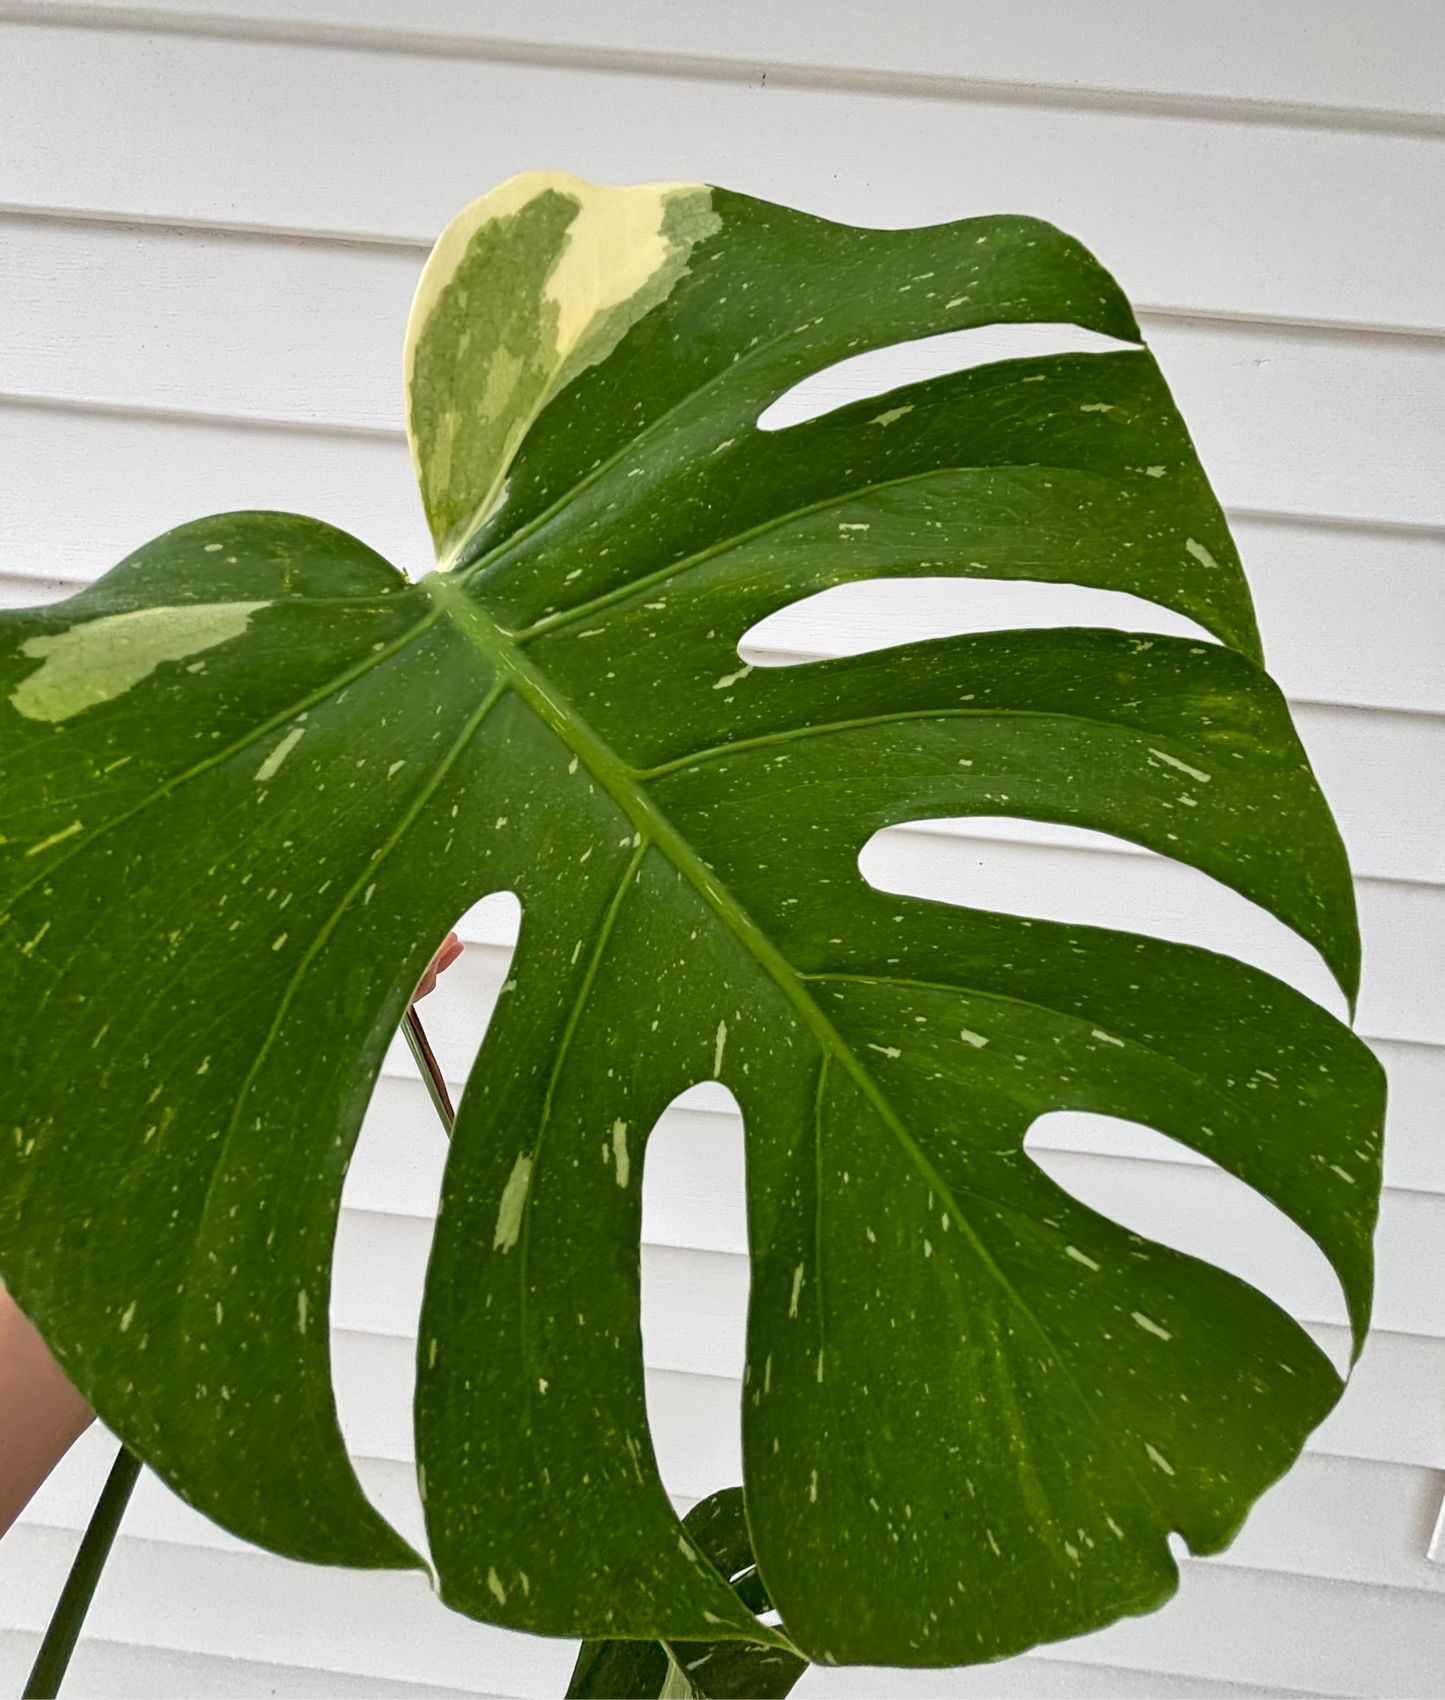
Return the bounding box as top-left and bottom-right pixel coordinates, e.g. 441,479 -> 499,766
1353,880 -> 1445,1045
0,1523 -> 575,1697
5,218 -> 1441,526
1227,1451 -> 1445,1595
1,28 -> 1442,331
0,400 -> 432,586
1308,1326 -> 1445,1470
1037,1560 -> 1445,1696
1369,1041 -> 1445,1194
0,217 -> 422,431
813,1657 -> 1301,1699
13,0 -> 1445,120
1281,704 -> 1445,883
0,1630 -> 486,1698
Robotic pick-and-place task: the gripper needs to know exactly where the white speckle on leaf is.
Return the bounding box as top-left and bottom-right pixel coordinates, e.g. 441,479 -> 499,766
387,760 -> 405,778
959,1029 -> 988,1048
493,1154 -> 533,1250
297,1290 -> 309,1334
1079,403 -> 1114,412
254,726 -> 305,782
1145,1443 -> 1176,1475
25,823 -> 83,866
1133,1311 -> 1172,1340
487,1568 -> 507,1604
1185,537 -> 1221,570
1148,747 -> 1211,783
712,665 -> 753,691
714,1020 -> 727,1074
789,1264 -> 804,1317
612,1121 -> 629,1188
1091,1028 -> 1124,1047
870,405 -> 914,427
868,1044 -> 901,1059
1145,464 -> 1167,477
119,1301 -> 137,1332
1066,1246 -> 1100,1271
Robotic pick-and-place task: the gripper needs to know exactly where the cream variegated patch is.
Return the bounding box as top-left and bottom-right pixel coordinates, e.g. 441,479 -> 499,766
405,171 -> 721,567
10,602 -> 267,723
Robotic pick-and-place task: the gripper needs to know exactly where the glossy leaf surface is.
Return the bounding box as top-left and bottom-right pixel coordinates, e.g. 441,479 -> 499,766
0,174 -> 1384,1667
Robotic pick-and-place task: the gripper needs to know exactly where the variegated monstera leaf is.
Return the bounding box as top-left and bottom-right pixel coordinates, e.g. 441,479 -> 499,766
0,173 -> 1383,1671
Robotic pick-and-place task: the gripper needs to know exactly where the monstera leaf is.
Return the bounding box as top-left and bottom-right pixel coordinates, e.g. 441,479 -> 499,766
0,173 -> 1383,1670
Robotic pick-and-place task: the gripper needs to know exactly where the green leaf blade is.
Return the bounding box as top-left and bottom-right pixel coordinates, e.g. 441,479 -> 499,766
1,177 -> 1385,1672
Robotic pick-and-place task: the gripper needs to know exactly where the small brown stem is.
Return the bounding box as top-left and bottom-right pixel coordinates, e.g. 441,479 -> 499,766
403,1005 -> 455,1134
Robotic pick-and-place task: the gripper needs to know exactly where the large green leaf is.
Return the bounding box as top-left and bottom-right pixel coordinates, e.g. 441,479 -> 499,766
0,173 -> 1384,1668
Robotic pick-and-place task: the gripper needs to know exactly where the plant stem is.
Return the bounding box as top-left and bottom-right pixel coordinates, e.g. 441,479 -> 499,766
403,1005 -> 455,1134
24,1443 -> 141,1698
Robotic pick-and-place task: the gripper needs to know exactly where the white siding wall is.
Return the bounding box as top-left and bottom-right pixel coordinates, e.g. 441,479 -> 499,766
1,4 -> 1441,1694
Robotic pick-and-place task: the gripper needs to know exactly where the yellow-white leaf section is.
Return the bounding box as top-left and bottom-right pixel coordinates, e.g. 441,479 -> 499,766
10,603 -> 266,722
405,171 -> 721,568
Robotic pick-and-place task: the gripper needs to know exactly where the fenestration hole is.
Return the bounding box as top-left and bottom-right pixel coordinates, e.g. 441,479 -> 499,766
740,576 -> 1217,667
640,1081 -> 749,1513
331,890 -> 522,1556
756,321 -> 1139,433
858,817 -> 1346,1021
1025,1112 -> 1351,1373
